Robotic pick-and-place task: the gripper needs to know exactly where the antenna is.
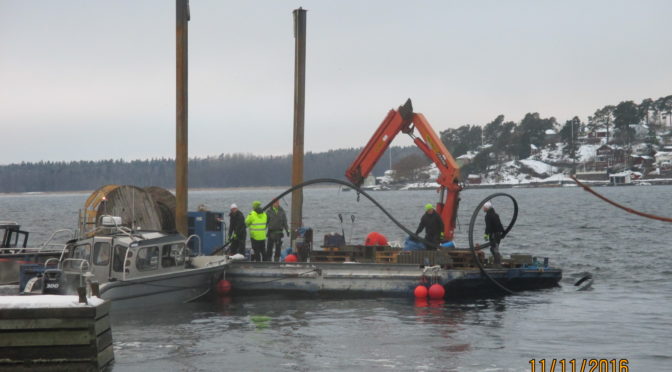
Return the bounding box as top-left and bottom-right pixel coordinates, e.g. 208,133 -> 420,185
131,188 -> 135,231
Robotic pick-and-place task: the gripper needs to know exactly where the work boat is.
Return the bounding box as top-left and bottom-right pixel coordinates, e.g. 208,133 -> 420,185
0,221 -> 73,285
36,216 -> 229,309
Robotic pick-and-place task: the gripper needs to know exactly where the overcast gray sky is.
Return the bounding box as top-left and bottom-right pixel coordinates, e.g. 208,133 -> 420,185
1,0 -> 671,164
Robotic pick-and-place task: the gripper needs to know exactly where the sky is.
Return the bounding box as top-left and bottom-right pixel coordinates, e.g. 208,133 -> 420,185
1,0 -> 671,165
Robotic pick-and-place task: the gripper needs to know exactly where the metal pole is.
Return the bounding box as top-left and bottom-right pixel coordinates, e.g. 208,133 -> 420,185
176,0 -> 189,235
571,118 -> 575,175
290,8 -> 307,245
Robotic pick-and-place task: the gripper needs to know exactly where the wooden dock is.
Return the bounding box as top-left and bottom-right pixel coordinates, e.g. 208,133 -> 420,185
0,295 -> 113,371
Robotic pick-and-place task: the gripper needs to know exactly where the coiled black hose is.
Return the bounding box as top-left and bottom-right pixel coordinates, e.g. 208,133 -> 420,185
467,193 -> 519,294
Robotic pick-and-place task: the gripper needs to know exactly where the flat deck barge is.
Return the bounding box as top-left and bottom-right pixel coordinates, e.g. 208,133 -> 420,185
225,260 -> 562,298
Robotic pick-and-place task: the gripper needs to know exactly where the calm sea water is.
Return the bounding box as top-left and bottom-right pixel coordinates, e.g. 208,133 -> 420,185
2,185 -> 671,371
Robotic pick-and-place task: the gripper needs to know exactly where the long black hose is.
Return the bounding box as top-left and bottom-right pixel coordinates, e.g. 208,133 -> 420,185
263,178 -> 520,294
262,178 -> 443,249
467,193 -> 519,294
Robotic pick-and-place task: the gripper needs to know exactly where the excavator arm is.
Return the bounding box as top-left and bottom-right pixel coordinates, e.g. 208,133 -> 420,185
345,99 -> 462,241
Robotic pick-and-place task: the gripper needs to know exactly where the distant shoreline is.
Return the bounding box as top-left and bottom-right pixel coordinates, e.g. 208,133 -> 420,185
2,179 -> 671,197
0,184 -> 338,196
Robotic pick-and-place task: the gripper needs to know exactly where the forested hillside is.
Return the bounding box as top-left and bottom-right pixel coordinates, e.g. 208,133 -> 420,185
2,95 -> 670,192
0,147 -> 421,193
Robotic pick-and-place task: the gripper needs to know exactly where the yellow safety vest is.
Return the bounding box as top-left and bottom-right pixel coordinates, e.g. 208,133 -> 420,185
245,210 -> 267,241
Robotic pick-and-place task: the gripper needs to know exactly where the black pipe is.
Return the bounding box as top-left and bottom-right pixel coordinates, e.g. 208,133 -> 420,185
262,178 -> 442,249
467,193 -> 519,294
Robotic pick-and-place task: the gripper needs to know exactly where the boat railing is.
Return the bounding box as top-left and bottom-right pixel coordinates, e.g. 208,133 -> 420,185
122,246 -> 132,281
185,235 -> 202,256
60,258 -> 91,288
81,215 -> 137,240
35,229 -> 74,252
44,257 -> 61,269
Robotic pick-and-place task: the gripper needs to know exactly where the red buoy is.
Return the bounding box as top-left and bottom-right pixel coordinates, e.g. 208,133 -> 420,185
285,254 -> 298,262
428,283 -> 445,299
414,285 -> 428,298
365,232 -> 388,246
216,279 -> 232,296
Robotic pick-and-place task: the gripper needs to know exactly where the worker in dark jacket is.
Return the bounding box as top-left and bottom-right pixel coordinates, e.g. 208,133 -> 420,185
483,201 -> 505,266
228,203 -> 246,255
266,199 -> 289,262
415,203 -> 444,250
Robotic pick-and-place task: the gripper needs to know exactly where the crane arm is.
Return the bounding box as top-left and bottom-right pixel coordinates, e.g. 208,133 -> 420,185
345,99 -> 414,187
345,99 -> 462,241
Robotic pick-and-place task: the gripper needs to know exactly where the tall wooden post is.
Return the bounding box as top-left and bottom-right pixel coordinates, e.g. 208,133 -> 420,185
176,0 -> 189,235
290,8 -> 307,243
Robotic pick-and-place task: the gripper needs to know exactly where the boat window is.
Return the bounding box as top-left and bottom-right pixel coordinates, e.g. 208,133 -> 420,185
137,246 -> 159,271
93,242 -> 111,266
64,243 -> 91,270
113,245 -> 128,273
161,243 -> 185,267
73,244 -> 91,261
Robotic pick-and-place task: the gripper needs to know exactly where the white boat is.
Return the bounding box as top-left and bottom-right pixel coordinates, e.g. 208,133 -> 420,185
30,216 -> 229,309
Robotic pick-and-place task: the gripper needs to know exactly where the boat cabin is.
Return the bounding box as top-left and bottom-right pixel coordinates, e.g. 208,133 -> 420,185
61,219 -> 189,284
0,222 -> 29,250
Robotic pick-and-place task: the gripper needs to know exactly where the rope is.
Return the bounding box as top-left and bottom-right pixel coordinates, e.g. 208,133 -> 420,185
571,176 -> 672,223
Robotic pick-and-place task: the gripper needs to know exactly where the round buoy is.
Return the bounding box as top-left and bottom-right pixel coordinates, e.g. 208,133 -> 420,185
428,284 -> 445,299
414,285 -> 428,298
216,279 -> 232,296
285,254 -> 298,262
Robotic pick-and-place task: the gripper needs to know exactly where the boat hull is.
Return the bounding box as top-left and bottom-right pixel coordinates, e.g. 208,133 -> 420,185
225,261 -> 562,298
100,264 -> 226,309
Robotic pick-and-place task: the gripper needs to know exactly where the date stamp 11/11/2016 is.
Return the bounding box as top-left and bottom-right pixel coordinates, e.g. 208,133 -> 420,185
529,359 -> 629,372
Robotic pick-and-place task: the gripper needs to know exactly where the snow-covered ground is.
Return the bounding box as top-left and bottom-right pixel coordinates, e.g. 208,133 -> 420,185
400,182 -> 440,190
519,159 -> 557,176
0,295 -> 105,308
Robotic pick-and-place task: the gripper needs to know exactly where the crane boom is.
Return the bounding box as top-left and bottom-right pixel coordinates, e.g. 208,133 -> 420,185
345,99 -> 462,241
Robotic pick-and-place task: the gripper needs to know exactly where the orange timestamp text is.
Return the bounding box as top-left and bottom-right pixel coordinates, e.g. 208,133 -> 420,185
529,359 -> 629,372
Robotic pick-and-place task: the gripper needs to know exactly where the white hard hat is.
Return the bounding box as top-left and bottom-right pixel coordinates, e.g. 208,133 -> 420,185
230,203 -> 238,209
483,201 -> 493,210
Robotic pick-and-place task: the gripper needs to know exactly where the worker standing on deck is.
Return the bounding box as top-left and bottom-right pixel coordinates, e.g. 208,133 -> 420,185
483,201 -> 504,266
415,203 -> 444,250
266,199 -> 289,262
228,203 -> 246,256
246,201 -> 268,261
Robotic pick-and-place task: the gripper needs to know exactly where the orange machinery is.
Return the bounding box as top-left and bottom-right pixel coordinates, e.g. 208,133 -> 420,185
345,99 -> 462,241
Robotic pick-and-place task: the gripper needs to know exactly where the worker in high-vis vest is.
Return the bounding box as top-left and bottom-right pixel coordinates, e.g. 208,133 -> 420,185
245,201 -> 268,261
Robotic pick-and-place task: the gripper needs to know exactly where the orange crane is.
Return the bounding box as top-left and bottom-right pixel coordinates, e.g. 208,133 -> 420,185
345,99 -> 462,242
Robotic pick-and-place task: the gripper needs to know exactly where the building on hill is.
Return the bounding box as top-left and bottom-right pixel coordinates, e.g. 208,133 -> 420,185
594,145 -> 625,171
661,131 -> 672,148
586,128 -> 609,144
467,174 -> 481,185
544,129 -> 559,145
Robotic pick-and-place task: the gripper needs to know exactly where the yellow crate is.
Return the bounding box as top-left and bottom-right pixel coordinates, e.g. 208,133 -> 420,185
375,251 -> 398,264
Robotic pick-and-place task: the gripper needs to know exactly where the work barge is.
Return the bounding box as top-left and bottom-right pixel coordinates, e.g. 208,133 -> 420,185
223,248 -> 562,298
